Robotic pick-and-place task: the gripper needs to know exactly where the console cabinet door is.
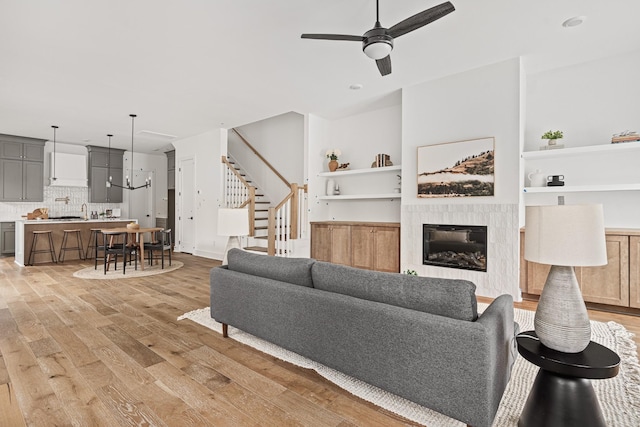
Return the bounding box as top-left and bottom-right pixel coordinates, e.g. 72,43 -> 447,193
629,236 -> 640,309
373,225 -> 400,273
310,223 -> 351,266
1,222 -> 15,255
351,225 -> 400,272
576,235 -> 629,307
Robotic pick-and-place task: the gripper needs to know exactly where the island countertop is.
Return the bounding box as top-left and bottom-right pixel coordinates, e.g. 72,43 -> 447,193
15,219 -> 139,266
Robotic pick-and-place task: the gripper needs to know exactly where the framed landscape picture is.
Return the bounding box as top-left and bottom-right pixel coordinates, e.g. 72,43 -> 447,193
417,137 -> 495,198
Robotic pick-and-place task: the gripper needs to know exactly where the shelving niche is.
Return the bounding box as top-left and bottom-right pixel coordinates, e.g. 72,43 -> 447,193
522,142 -> 640,194
318,165 -> 401,200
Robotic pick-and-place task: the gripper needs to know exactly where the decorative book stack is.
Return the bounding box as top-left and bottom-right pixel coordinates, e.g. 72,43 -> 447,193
611,131 -> 640,143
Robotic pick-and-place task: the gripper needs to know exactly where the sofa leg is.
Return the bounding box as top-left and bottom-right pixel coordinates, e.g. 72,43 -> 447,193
222,323 -> 228,338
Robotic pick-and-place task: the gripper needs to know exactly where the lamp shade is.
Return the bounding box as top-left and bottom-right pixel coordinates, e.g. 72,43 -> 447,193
217,208 -> 249,237
525,204 -> 607,267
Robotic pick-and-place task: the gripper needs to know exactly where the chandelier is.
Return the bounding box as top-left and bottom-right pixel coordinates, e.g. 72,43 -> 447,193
107,114 -> 151,190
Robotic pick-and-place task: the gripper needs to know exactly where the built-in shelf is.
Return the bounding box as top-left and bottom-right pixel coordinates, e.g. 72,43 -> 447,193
524,183 -> 640,193
522,141 -> 640,159
318,193 -> 401,200
318,164 -> 401,177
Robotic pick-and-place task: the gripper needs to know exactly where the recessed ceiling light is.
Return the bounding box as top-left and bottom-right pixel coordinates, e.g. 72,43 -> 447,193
562,16 -> 586,28
349,83 -> 363,90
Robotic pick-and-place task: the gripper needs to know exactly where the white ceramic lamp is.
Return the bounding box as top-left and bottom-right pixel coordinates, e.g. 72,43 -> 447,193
524,204 -> 607,353
218,208 -> 249,265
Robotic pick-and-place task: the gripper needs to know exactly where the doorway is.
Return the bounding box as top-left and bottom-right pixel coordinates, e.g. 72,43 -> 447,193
178,157 -> 196,254
129,169 -> 155,228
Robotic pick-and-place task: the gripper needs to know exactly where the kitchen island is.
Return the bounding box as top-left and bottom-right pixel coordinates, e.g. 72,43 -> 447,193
15,219 -> 136,266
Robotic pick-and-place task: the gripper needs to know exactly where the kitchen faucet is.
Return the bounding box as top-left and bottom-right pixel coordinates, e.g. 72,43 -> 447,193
81,203 -> 88,220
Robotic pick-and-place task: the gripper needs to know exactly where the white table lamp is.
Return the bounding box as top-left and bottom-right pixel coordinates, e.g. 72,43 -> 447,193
218,208 -> 249,265
524,204 -> 607,353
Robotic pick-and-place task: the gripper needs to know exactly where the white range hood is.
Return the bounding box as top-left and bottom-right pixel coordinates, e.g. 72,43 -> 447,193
49,152 -> 88,187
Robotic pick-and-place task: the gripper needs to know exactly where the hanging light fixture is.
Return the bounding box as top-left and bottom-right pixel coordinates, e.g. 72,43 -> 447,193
108,114 -> 151,190
105,134 -> 114,188
51,125 -> 58,182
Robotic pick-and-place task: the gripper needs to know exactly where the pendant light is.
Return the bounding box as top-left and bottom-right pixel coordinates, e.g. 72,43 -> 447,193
108,114 -> 151,190
51,125 -> 58,181
105,134 -> 113,188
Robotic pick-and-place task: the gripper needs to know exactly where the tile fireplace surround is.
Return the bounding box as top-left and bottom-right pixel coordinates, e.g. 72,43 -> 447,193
402,203 -> 520,300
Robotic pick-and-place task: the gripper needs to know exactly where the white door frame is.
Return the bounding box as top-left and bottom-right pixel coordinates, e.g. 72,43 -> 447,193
177,156 -> 196,254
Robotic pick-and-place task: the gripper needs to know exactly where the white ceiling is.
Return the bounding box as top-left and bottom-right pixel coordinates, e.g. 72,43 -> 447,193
1,0 -> 639,153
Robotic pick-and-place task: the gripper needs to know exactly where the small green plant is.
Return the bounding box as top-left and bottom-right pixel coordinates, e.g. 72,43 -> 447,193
541,130 -> 563,140
404,269 -> 418,276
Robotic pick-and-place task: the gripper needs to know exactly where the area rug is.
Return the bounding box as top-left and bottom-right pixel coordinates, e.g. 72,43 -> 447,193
73,261 -> 183,279
178,305 -> 640,426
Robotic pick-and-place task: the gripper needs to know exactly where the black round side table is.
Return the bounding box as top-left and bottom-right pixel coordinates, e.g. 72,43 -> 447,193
516,330 -> 620,427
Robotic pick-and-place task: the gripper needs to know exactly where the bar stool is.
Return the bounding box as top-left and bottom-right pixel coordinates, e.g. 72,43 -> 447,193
27,230 -> 57,265
86,228 -> 102,259
58,229 -> 85,262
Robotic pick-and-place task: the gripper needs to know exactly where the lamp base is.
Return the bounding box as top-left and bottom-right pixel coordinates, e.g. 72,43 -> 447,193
534,265 -> 591,353
222,236 -> 242,265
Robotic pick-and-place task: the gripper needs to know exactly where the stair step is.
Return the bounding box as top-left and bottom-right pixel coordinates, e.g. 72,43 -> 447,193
244,246 -> 268,253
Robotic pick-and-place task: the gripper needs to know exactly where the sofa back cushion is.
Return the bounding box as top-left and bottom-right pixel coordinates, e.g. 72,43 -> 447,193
226,248 -> 315,288
311,262 -> 477,321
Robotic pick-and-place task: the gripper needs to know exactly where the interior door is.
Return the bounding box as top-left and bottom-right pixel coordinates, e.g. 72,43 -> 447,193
129,170 -> 154,228
179,157 -> 196,254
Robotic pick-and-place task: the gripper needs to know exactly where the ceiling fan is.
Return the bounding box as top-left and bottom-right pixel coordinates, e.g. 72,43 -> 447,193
301,1 -> 455,76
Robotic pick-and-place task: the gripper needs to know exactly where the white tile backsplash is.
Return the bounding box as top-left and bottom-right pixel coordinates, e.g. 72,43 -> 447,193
0,186 -> 123,221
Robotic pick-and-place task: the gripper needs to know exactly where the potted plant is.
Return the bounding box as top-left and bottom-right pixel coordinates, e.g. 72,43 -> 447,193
326,149 -> 341,172
541,130 -> 564,146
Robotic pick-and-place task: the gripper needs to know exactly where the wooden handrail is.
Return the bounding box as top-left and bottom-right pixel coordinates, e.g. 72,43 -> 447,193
232,128 -> 290,188
221,156 -> 252,187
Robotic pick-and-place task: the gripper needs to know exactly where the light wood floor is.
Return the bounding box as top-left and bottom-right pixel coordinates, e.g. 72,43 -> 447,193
0,254 -> 638,427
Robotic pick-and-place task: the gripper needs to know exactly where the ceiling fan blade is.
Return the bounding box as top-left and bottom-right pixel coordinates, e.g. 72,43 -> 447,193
388,1 -> 455,39
376,55 -> 392,76
301,34 -> 363,42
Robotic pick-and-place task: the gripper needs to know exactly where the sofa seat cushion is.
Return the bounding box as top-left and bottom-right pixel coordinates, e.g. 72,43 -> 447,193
226,248 -> 315,287
311,262 -> 477,321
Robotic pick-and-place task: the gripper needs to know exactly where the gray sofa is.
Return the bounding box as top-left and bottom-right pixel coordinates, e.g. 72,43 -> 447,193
210,249 -> 518,427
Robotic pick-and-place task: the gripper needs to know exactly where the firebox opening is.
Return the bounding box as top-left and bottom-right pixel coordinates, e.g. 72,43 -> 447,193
423,224 -> 487,272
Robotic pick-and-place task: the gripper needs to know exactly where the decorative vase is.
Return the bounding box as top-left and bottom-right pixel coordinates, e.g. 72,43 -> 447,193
534,265 -> 591,353
548,139 -> 558,146
328,160 -> 338,172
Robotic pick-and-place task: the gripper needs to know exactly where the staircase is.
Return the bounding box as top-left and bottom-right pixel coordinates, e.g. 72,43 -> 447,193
221,129 -> 307,257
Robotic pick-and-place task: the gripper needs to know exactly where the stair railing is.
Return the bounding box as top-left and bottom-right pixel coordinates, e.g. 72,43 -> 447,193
221,156 -> 256,236
267,183 -> 307,256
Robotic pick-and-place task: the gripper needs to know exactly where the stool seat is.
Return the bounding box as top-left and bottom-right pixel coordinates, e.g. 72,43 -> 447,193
28,230 -> 57,265
59,229 -> 85,262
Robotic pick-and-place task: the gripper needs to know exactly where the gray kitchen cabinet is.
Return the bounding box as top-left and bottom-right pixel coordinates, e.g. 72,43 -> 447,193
166,150 -> 175,190
1,222 -> 16,256
87,145 -> 125,203
0,135 -> 45,202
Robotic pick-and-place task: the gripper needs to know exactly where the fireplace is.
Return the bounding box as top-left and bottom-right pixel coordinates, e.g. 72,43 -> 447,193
423,224 -> 487,272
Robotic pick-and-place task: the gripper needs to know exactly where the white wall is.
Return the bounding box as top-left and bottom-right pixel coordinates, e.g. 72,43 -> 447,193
401,58 -> 523,299
172,128 -> 228,260
229,112 -> 305,204
524,49 -> 640,228
307,104 -> 402,223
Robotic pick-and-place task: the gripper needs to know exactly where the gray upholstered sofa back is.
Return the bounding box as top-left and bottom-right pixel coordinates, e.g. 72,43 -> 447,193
312,261 -> 478,321
227,248 -> 315,287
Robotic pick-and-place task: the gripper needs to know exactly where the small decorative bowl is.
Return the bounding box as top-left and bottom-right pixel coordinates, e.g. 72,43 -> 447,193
126,223 -> 140,230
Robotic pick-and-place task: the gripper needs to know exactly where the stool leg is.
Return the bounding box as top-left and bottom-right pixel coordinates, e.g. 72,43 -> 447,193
86,231 -> 95,259
48,232 -> 57,263
28,233 -> 38,266
76,231 -> 85,260
58,232 -> 68,262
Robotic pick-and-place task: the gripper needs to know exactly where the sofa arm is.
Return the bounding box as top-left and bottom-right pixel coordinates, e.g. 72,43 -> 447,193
475,294 -> 518,422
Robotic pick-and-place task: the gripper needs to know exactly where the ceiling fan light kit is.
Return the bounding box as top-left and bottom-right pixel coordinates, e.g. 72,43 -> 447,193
301,0 -> 455,76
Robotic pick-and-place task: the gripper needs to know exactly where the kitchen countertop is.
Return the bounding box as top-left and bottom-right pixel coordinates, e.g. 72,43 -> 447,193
17,218 -> 136,224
